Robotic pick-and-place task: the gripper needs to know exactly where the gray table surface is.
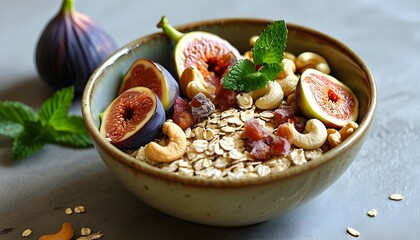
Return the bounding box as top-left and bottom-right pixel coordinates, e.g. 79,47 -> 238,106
1,0 -> 419,239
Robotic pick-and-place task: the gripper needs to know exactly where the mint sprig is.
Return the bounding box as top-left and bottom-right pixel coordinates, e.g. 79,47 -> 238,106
0,86 -> 92,160
223,20 -> 288,92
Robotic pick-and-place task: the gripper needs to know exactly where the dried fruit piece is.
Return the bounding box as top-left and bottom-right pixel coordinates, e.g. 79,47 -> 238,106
296,69 -> 359,128
214,85 -> 238,110
250,140 -> 271,160
119,59 -> 179,113
172,97 -> 194,130
270,136 -> 291,155
273,105 -> 295,126
190,93 -> 215,122
100,87 -> 165,149
157,16 -> 241,89
35,0 -> 117,94
243,118 -> 270,140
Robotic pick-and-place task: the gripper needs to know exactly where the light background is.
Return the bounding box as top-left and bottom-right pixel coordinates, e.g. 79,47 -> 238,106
1,0 -> 419,239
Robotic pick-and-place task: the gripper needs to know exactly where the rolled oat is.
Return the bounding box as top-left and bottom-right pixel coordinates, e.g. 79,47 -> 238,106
132,107 -> 326,179
22,229 -> 32,237
347,227 -> 360,237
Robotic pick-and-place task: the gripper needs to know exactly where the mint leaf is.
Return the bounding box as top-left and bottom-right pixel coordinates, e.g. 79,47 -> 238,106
12,120 -> 45,160
252,20 -> 288,66
0,101 -> 37,138
223,59 -> 268,91
39,86 -> 74,127
222,20 -> 288,92
0,101 -> 38,124
260,63 -> 282,81
12,134 -> 45,160
49,116 -> 92,147
0,86 -> 92,160
50,131 -> 92,148
0,121 -> 23,138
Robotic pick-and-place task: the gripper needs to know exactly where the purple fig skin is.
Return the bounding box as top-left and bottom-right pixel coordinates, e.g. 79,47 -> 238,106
156,62 -> 179,118
100,87 -> 165,150
119,59 -> 179,117
35,0 -> 117,95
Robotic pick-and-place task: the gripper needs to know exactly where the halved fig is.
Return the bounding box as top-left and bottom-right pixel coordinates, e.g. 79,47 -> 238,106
157,16 -> 241,94
100,87 -> 165,149
119,58 -> 179,114
295,69 -> 359,128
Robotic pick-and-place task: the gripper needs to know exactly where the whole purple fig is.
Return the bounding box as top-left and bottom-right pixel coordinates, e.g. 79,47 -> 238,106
35,0 -> 117,95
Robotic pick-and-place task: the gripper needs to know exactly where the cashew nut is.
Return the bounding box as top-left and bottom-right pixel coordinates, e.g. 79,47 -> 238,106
276,58 -> 299,96
327,121 -> 358,147
283,52 -> 296,62
327,128 -> 342,147
277,118 -> 328,149
295,52 -> 331,74
243,50 -> 253,61
249,35 -> 259,47
236,92 -> 253,109
39,222 -> 74,240
180,66 -> 216,100
339,121 -> 358,140
144,122 -> 187,162
249,81 -> 284,110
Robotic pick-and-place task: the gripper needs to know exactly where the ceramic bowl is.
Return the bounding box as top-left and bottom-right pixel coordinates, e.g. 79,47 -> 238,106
81,18 -> 377,227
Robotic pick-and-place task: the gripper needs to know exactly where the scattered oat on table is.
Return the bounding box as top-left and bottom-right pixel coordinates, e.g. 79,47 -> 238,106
347,227 -> 360,237
74,205 -> 86,213
389,193 -> 404,201
76,231 -> 104,240
367,208 -> 377,217
65,207 -> 73,215
21,228 -> 32,237
81,227 -> 92,236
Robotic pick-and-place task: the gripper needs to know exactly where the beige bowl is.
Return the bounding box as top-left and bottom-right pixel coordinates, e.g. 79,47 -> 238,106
82,18 -> 377,227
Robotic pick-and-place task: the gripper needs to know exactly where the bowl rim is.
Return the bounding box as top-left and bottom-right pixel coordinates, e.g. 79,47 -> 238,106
82,17 -> 377,188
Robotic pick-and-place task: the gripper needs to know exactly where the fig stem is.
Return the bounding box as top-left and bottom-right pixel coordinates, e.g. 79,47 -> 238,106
157,16 -> 183,42
61,0 -> 75,13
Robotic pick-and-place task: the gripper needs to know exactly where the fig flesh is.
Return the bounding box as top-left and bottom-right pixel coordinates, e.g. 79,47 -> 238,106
295,69 -> 359,128
100,87 -> 165,149
119,59 -> 179,114
35,0 -> 117,95
157,16 -> 241,93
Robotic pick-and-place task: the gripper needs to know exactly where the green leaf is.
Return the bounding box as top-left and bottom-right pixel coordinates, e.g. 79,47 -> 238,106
48,116 -> 92,147
38,86 -> 74,127
12,136 -> 45,160
0,120 -> 23,138
12,120 -> 45,160
0,101 -> 38,124
223,59 -> 269,92
260,63 -> 283,81
0,86 -> 93,160
252,20 -> 288,66
222,20 -> 287,92
50,131 -> 92,148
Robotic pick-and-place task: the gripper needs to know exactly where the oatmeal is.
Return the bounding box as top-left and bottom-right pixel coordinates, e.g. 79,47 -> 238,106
132,106 -> 326,179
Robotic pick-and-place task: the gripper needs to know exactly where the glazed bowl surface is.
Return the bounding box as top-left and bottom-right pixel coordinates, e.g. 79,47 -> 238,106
82,18 -> 377,227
